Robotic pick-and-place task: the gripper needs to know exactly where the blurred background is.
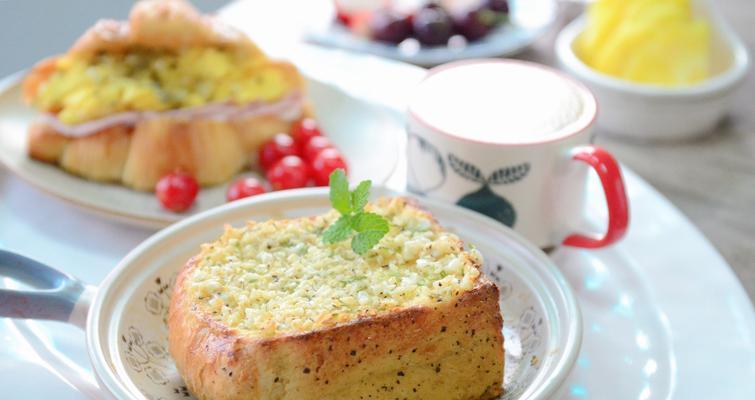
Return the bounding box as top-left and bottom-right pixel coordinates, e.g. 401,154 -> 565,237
0,0 -> 220,77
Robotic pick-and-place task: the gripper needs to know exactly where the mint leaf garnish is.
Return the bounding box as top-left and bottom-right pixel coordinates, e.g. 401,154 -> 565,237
350,180 -> 371,211
323,169 -> 390,255
351,212 -> 389,233
323,215 -> 352,244
329,169 -> 351,215
350,213 -> 389,254
352,230 -> 387,255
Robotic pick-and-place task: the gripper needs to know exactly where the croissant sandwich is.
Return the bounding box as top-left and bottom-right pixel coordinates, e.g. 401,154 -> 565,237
23,0 -> 310,191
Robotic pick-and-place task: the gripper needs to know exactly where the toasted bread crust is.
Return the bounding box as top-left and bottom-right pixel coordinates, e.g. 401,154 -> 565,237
22,58 -> 58,104
60,124 -> 132,182
169,213 -> 504,400
27,122 -> 71,162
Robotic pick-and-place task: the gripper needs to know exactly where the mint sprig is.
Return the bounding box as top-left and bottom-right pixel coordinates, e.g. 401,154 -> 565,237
322,169 -> 389,255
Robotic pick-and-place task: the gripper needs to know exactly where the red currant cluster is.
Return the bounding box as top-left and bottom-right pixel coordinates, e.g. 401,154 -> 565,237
155,118 -> 348,212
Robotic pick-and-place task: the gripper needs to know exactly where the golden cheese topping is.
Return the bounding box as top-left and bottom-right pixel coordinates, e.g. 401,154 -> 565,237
33,47 -> 295,125
188,198 -> 483,338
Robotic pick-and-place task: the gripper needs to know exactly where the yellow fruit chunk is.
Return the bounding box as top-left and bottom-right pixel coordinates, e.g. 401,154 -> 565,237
576,0 -> 711,86
577,0 -> 629,65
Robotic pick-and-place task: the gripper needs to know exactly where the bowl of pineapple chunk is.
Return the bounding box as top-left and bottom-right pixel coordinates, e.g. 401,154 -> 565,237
556,0 -> 749,141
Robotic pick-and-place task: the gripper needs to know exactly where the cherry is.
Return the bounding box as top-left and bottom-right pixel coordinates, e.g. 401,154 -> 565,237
412,5 -> 454,46
266,156 -> 310,190
370,9 -> 412,44
311,148 -> 348,186
487,0 -> 510,13
258,133 -> 298,171
455,7 -> 498,41
155,172 -> 199,212
226,177 -> 266,202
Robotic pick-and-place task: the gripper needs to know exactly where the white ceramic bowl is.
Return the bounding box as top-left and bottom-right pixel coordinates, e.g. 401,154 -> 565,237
556,14 -> 750,141
0,188 -> 581,400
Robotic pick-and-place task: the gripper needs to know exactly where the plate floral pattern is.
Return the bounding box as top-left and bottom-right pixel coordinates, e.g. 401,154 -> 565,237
117,254 -> 546,399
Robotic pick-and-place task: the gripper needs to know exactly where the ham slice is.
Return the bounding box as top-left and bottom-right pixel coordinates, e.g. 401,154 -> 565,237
39,91 -> 304,137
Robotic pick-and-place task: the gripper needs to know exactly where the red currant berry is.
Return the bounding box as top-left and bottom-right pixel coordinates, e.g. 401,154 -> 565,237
226,177 -> 266,202
258,133 -> 298,171
302,136 -> 335,162
155,172 -> 199,212
266,155 -> 310,190
290,118 -> 322,150
311,148 -> 348,186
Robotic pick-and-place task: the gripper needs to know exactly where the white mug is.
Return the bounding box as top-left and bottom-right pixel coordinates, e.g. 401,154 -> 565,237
406,59 -> 629,249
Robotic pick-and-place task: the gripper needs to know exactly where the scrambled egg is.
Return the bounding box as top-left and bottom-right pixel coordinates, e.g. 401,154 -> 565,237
576,0 -> 710,86
34,48 -> 293,125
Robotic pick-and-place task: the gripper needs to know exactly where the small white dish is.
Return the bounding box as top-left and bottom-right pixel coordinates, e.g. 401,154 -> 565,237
556,8 -> 750,141
306,0 -> 558,67
0,188 -> 582,400
0,55 -> 403,229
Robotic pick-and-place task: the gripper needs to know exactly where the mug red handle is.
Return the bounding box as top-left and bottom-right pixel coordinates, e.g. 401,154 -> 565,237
562,145 -> 629,248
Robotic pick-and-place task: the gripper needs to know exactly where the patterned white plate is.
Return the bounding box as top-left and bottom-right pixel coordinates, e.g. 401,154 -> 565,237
3,188 -> 581,400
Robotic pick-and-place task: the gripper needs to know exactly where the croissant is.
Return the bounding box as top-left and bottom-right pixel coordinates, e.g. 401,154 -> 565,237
23,0 -> 310,191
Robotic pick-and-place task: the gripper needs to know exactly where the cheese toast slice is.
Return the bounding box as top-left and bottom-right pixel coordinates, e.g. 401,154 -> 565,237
169,197 -> 504,400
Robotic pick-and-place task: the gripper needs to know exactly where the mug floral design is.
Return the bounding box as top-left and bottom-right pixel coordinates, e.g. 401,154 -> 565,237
449,153 -> 530,228
407,131 -> 447,195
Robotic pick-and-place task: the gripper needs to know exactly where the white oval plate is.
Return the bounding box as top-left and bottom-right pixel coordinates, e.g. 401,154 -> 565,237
305,0 -> 558,66
0,70 -> 402,229
4,167 -> 754,399
86,188 -> 579,400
